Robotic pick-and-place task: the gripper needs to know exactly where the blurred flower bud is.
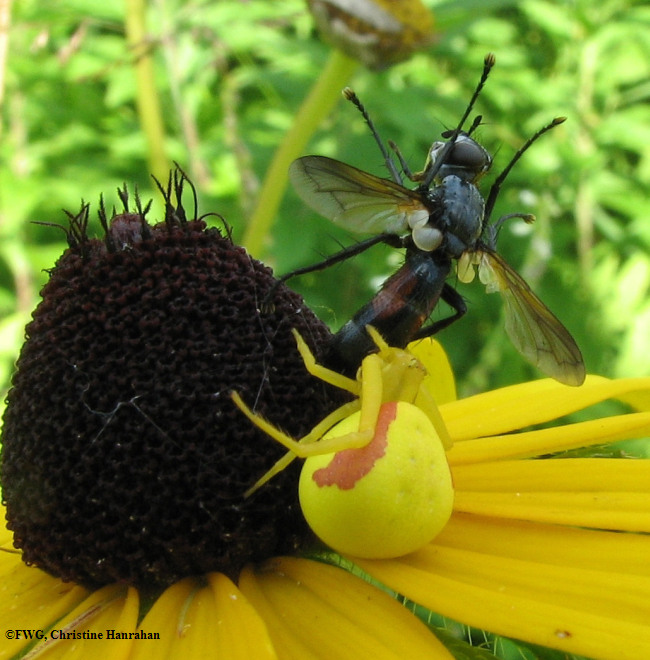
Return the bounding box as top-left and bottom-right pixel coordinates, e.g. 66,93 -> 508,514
307,0 -> 435,70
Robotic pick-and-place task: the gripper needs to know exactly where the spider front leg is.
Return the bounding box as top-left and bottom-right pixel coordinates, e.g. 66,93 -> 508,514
232,393 -> 370,459
293,326 -> 392,447
291,328 -> 359,396
231,394 -> 363,497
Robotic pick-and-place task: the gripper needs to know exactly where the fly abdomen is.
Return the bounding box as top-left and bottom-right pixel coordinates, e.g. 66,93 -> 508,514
324,250 -> 451,375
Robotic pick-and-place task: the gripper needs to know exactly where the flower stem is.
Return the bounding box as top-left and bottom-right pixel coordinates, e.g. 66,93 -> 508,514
125,0 -> 170,183
241,49 -> 359,259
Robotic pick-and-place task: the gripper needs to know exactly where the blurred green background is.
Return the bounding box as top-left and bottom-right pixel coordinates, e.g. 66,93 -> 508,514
1,0 -> 649,408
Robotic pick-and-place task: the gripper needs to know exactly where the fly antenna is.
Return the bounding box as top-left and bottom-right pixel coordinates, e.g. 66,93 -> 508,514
467,114 -> 483,136
422,53 -> 496,187
483,116 -> 566,224
343,87 -> 403,185
484,212 -> 536,250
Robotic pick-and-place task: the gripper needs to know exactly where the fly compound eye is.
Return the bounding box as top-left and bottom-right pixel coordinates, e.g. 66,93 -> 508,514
448,136 -> 492,172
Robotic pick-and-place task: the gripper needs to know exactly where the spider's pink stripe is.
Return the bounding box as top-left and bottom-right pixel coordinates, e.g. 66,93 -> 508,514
312,402 -> 397,490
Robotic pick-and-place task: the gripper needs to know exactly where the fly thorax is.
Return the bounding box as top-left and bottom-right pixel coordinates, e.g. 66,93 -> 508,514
438,176 -> 484,255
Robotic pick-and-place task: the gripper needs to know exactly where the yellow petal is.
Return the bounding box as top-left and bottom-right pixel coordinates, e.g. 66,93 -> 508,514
23,584 -> 138,659
239,557 -> 452,660
438,513 -> 650,575
442,376 -> 650,441
0,521 -> 13,545
0,546 -> 89,660
617,388 -> 650,411
209,574 -> 277,659
453,457 -> 650,492
447,411 -> 650,464
453,459 -> 650,530
131,574 -> 276,660
357,514 -> 650,660
454,491 -> 650,531
407,338 -> 457,405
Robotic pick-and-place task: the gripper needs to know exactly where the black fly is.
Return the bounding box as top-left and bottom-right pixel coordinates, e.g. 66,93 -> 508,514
281,54 -> 585,386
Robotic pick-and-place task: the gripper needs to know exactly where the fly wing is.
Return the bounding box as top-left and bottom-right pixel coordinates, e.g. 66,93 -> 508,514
477,249 -> 586,386
289,156 -> 429,235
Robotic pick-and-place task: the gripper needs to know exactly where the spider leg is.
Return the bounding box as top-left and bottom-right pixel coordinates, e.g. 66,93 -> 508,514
363,326 -> 451,447
240,399 -> 363,497
292,329 -> 360,395
244,450 -> 296,498
232,393 -> 374,495
413,382 -> 453,449
231,393 -> 364,456
355,353 -> 384,438
233,330 -> 379,496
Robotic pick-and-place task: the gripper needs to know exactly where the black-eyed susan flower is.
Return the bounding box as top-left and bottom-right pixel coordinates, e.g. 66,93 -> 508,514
2,172 -> 650,660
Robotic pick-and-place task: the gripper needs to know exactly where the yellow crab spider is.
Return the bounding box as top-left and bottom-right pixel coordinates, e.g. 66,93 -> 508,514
231,326 -> 455,558
232,326 -> 451,493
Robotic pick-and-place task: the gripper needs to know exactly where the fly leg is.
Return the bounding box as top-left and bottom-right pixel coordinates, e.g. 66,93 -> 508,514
412,283 -> 467,339
262,234 -> 404,311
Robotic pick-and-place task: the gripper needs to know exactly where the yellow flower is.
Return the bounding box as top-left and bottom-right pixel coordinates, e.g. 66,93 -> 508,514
0,516 -> 450,658
2,337 -> 649,660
